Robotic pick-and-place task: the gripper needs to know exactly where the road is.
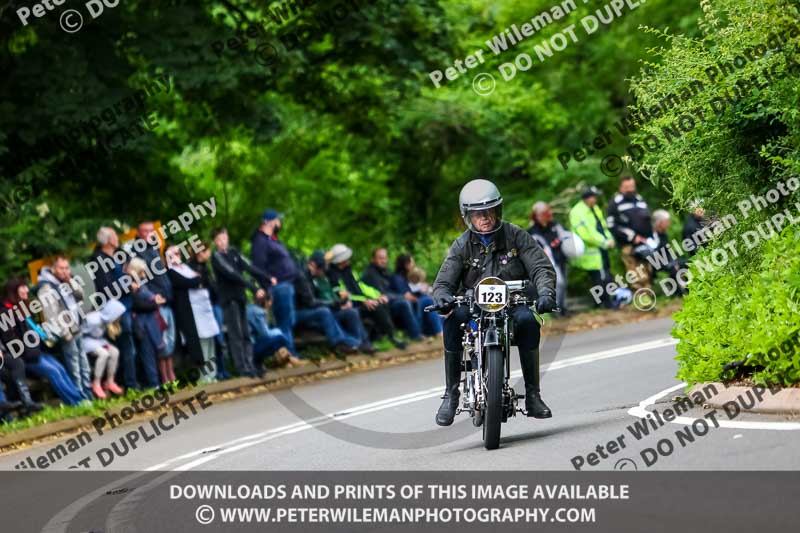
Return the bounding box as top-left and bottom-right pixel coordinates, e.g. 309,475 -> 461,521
2,316 -> 798,473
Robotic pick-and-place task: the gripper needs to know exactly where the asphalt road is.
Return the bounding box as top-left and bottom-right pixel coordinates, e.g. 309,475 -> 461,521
2,316 -> 798,473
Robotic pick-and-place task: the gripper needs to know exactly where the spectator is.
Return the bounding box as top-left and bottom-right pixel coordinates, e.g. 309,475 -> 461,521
130,222 -> 176,376
126,258 -> 166,388
307,251 -> 375,354
0,339 -> 40,417
211,227 -> 268,378
569,187 -> 616,308
294,254 -> 362,355
189,243 -> 230,380
326,244 -> 406,349
683,201 -> 711,255
1,278 -> 85,406
390,255 -> 442,338
247,293 -> 299,370
362,248 -> 422,342
407,268 -> 431,295
529,202 -> 569,315
651,210 -> 688,296
166,245 -> 220,384
251,209 -> 299,353
91,227 -> 139,389
0,340 -> 24,419
607,176 -> 653,290
80,300 -> 126,399
36,256 -> 92,400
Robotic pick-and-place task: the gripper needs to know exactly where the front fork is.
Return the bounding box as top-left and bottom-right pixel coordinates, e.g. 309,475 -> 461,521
462,318 -> 518,421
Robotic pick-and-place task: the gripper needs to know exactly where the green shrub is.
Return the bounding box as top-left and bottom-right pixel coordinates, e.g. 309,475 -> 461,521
674,223 -> 800,385
628,0 -> 800,385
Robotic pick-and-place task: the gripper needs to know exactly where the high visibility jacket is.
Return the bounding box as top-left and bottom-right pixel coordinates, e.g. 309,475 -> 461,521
569,200 -> 613,271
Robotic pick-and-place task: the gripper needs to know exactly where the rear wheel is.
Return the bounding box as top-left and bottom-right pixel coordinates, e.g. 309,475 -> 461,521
482,346 -> 504,450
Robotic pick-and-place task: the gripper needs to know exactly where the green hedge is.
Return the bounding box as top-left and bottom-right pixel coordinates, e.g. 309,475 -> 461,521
627,0 -> 800,385
673,224 -> 800,385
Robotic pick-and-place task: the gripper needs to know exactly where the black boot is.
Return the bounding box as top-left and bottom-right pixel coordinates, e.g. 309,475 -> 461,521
0,400 -> 23,416
14,379 -> 44,415
519,348 -> 551,418
435,350 -> 462,426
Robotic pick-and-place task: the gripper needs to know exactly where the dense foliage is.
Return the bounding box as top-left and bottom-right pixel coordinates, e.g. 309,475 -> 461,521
1,0 -> 702,279
627,0 -> 800,384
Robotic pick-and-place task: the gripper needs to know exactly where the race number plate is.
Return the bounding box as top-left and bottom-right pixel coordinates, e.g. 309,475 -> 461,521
477,284 -> 507,306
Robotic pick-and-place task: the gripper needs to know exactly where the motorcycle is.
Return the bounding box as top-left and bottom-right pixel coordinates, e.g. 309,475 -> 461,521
425,277 -> 548,450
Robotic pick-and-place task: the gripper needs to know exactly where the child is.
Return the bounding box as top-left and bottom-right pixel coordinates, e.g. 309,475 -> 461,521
407,267 -> 432,295
127,258 -> 168,387
81,300 -> 126,398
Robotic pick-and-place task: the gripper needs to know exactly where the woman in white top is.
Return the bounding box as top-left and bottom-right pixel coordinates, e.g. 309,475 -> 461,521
165,245 -> 220,383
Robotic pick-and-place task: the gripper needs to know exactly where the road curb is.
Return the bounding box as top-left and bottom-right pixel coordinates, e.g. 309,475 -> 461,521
690,382 -> 800,415
0,305 -> 679,451
0,343 -> 440,450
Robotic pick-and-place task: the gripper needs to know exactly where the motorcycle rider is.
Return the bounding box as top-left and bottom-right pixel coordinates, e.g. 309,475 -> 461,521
432,179 -> 557,426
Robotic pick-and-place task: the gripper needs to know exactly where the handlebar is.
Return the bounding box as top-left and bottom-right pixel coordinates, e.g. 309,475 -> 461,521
424,296 -> 467,314
425,299 -> 562,314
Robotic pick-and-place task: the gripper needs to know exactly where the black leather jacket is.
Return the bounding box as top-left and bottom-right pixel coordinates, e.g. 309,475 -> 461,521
432,222 -> 556,302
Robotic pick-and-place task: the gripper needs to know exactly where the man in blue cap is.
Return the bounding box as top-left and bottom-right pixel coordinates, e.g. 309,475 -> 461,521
251,209 -> 300,354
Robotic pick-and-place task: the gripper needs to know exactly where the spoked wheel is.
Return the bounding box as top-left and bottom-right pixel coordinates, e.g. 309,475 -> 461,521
482,346 -> 504,450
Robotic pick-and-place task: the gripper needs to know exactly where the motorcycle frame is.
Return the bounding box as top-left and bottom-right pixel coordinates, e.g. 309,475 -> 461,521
460,285 -> 527,421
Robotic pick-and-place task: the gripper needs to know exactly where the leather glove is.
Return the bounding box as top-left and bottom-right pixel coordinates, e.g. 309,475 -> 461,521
435,293 -> 456,309
536,293 -> 557,314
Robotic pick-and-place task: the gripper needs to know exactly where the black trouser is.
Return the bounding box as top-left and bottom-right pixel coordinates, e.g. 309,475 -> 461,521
222,299 -> 256,376
443,305 -> 540,353
357,302 -> 396,339
588,269 -> 614,308
0,354 -> 26,398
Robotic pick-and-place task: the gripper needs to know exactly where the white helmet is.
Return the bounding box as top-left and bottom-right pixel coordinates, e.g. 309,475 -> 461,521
560,231 -> 585,259
459,179 -> 503,235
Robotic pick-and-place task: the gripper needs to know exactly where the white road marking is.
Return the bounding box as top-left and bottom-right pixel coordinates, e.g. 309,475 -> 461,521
39,336 -> 681,532
154,337 -> 680,471
627,383 -> 800,430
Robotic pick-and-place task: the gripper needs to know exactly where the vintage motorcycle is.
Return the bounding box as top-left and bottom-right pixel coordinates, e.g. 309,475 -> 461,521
425,277 -> 547,450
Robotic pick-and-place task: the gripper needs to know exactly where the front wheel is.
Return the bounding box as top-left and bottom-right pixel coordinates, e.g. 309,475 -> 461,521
482,345 -> 504,450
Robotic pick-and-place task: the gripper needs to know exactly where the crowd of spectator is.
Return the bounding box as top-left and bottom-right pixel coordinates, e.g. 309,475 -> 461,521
0,209 -> 442,422
0,182 -> 708,422
533,175 -> 710,313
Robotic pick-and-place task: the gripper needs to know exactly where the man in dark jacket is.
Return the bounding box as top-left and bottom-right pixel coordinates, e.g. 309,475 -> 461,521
683,201 -> 710,256
251,209 -> 299,354
432,179 -> 556,425
606,175 -> 653,290
295,258 -> 361,354
211,227 -> 268,377
528,201 -> 569,315
327,244 -> 406,350
362,248 -> 422,341
307,251 -> 375,354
